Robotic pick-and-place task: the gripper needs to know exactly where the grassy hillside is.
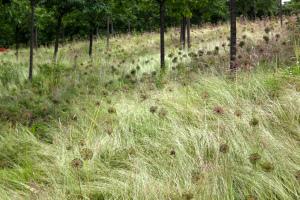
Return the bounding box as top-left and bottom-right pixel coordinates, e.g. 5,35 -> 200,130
0,18 -> 299,200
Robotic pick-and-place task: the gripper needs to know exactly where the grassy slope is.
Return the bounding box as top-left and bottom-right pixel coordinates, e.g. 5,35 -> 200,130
0,20 -> 299,200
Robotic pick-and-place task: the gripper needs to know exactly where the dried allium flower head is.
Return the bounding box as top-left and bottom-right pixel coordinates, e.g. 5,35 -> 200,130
219,144 -> 229,154
140,93 -> 148,101
202,91 -> 209,99
260,161 -> 274,172
108,107 -> 116,114
214,106 -> 225,115
170,150 -> 176,156
71,158 -> 83,169
80,148 -> 93,161
246,195 -> 257,200
250,118 -> 259,126
249,153 -> 261,165
182,192 -> 193,200
72,115 -> 78,121
264,27 -> 271,34
101,90 -> 109,97
263,35 -> 269,43
158,108 -> 168,118
198,50 -> 204,56
130,69 -> 136,75
295,170 -> 300,181
239,41 -> 245,48
79,139 -> 86,147
150,106 -> 158,113
172,57 -> 178,63
234,110 -> 242,117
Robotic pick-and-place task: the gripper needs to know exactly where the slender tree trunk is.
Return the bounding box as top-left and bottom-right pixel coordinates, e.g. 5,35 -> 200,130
34,26 -> 38,50
29,0 -> 35,81
279,0 -> 283,27
89,27 -> 93,57
230,0 -> 237,71
54,15 -> 62,63
187,17 -> 191,49
180,19 -> 184,47
128,21 -> 131,35
15,25 -> 19,60
111,20 -> 114,35
159,0 -> 166,69
180,17 -> 186,49
106,17 -> 110,50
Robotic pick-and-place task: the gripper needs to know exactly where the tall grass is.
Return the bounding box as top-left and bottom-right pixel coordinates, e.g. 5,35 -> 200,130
0,18 -> 299,200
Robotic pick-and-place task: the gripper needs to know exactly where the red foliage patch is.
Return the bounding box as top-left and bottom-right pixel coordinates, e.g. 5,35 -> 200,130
0,48 -> 8,53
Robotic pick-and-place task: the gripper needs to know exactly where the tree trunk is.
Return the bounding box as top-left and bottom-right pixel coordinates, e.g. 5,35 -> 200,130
180,17 -> 186,49
160,0 -> 166,69
111,20 -> 114,35
29,0 -> 35,81
15,25 -> 19,61
106,17 -> 110,50
34,26 -> 38,50
187,17 -> 191,49
128,21 -> 131,35
230,0 -> 237,71
89,27 -> 93,57
54,15 -> 62,63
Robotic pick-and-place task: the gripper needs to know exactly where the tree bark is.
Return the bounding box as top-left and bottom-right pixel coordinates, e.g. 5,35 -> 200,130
159,0 -> 166,69
34,26 -> 38,50
106,17 -> 110,50
187,17 -> 191,49
180,16 -> 186,49
128,21 -> 131,35
89,27 -> 93,57
230,0 -> 237,71
54,15 -> 62,63
29,0 -> 35,81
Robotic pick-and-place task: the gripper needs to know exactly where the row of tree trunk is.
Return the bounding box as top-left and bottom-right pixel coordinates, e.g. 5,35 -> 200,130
27,0 -> 282,80
180,17 -> 191,49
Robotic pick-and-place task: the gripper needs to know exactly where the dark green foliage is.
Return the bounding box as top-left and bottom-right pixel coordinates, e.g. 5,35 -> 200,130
0,0 -> 288,47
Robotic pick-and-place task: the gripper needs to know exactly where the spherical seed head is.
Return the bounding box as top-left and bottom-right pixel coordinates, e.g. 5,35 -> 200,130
71,158 -> 83,169
158,108 -> 168,118
261,162 -> 274,172
214,106 -> 225,115
219,144 -> 229,154
234,110 -> 242,117
202,91 -> 209,99
239,41 -> 245,48
264,27 -> 271,34
79,140 -> 86,147
170,150 -> 176,156
80,148 -> 93,161
249,153 -> 261,165
263,35 -> 269,43
246,195 -> 257,200
108,107 -> 116,114
150,106 -> 158,113
295,170 -> 300,181
250,118 -> 259,126
182,193 -> 194,200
